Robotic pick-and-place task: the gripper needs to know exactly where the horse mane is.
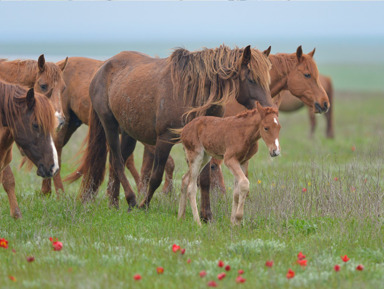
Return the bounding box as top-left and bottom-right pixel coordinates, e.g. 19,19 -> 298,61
0,81 -> 55,135
235,105 -> 279,119
168,45 -> 271,119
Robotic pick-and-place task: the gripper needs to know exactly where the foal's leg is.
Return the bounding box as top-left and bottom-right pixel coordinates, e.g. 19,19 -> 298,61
199,163 -> 213,222
125,154 -> 141,189
138,134 -> 174,209
2,165 -> 22,219
210,158 -> 226,195
162,155 -> 175,194
178,171 -> 190,220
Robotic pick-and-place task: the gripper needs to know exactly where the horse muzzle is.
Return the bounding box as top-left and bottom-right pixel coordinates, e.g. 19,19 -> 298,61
315,102 -> 329,114
37,164 -> 59,179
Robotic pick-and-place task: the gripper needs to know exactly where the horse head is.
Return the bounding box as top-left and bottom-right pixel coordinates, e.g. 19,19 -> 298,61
257,102 -> 281,157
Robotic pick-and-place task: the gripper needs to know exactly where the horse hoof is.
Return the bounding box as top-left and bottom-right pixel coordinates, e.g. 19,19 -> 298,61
200,211 -> 213,223
12,209 -> 22,219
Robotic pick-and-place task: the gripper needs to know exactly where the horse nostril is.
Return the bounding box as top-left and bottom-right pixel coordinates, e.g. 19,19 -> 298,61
323,102 -> 328,110
314,102 -> 322,113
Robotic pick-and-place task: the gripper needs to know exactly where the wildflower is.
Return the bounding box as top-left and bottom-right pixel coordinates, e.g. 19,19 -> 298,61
172,244 -> 180,253
238,269 -> 244,275
334,264 -> 341,272
302,188 -> 307,192
217,272 -> 226,280
218,260 -> 224,268
334,177 -> 339,181
207,280 -> 218,287
356,264 -> 364,271
236,275 -> 246,283
9,276 -> 16,282
133,274 -> 142,281
351,145 -> 356,152
341,255 -> 350,262
157,267 -> 164,274
297,259 -> 307,267
181,248 -> 186,255
265,260 -> 274,268
53,241 -> 63,251
297,252 -> 306,260
187,258 -> 191,264
12,249 -> 16,253
26,256 -> 35,263
308,182 -> 311,186
199,271 -> 207,278
0,238 -> 8,249
286,269 -> 295,279
257,180 -> 261,184
225,265 -> 231,271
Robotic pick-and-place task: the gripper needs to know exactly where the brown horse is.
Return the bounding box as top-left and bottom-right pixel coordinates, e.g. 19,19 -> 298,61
178,102 -> 281,225
0,80 -> 58,218
0,55 -> 68,129
69,45 -> 273,212
279,74 -> 334,138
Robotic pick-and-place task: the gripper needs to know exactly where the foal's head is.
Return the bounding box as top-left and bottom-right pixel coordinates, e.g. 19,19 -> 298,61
257,102 -> 281,157
35,54 -> 68,130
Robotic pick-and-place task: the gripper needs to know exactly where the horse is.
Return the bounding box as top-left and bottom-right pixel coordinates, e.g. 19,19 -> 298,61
137,46 -> 331,203
178,102 -> 281,225
278,74 -> 334,138
0,80 -> 59,218
0,55 -> 68,129
68,45 -> 273,212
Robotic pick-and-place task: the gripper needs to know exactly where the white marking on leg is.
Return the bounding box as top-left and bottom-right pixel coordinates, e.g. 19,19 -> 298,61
50,136 -> 59,174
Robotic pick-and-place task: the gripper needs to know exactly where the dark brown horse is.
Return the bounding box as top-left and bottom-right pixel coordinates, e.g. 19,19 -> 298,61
69,45 -> 273,212
0,80 -> 58,218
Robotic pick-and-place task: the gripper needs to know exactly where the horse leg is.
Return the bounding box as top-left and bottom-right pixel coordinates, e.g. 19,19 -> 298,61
125,154 -> 141,189
325,90 -> 334,138
225,158 -> 249,225
107,132 -> 137,209
199,163 -> 213,222
162,155 -> 175,194
138,145 -> 155,196
308,108 -> 316,138
138,136 -> 174,209
2,165 -> 22,219
210,158 -> 226,194
178,171 -> 190,220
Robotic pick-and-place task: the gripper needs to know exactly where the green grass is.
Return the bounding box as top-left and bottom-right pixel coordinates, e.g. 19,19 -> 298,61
1,90 -> 384,289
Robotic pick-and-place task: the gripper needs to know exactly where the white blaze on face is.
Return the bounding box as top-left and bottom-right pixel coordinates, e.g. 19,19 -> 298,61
274,117 -> 278,125
50,136 -> 59,174
274,138 -> 281,155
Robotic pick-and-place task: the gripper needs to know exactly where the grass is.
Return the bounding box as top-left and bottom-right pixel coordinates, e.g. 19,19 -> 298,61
1,90 -> 384,289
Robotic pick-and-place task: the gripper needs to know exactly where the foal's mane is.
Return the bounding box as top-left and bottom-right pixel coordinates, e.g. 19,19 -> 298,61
169,45 -> 271,119
0,81 -> 55,135
235,106 -> 278,119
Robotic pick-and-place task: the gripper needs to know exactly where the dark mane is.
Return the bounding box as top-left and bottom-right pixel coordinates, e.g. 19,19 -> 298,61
168,45 -> 271,118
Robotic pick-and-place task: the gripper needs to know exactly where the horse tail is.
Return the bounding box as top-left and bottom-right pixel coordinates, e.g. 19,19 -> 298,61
66,107 -> 108,202
168,127 -> 183,143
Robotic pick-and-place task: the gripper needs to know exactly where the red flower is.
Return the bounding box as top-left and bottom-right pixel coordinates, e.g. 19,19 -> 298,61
356,264 -> 364,271
0,238 -> 8,249
187,258 -> 191,264
12,249 -> 16,253
199,271 -> 207,278
52,241 -> 63,251
9,275 -> 16,282
172,244 -> 180,253
286,269 -> 295,279
217,272 -> 226,280
157,267 -> 164,274
334,264 -> 341,272
181,248 -> 186,255
225,265 -> 231,271
351,145 -> 356,152
26,256 -> 35,263
297,252 -> 306,260
341,255 -> 350,262
218,260 -> 224,267
302,188 -> 307,192
265,260 -> 274,268
236,275 -> 246,283
207,281 -> 217,287
238,269 -> 244,275
334,177 -> 339,181
133,274 -> 142,281
297,259 -> 307,267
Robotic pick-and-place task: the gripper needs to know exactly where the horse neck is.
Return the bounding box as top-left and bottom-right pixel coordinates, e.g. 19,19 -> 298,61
0,60 -> 37,88
269,54 -> 297,97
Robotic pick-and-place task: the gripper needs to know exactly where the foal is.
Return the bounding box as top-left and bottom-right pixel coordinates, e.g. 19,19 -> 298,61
179,102 -> 281,225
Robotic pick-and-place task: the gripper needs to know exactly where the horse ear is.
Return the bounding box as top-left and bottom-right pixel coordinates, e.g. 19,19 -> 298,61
263,46 -> 271,57
273,93 -> 283,109
242,45 -> 252,66
58,57 -> 69,72
308,48 -> 316,58
38,54 -> 45,72
256,102 -> 266,119
296,46 -> 303,63
26,88 -> 36,110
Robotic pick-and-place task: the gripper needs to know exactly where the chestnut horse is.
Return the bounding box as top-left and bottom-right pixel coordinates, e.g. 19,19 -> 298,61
0,81 -> 58,218
178,102 -> 281,225
69,45 -> 273,211
279,74 -> 334,138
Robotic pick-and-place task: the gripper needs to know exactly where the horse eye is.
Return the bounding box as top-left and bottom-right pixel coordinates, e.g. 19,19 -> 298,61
264,127 -> 269,131
304,73 -> 311,79
40,84 -> 48,91
32,123 -> 39,130
248,78 -> 256,84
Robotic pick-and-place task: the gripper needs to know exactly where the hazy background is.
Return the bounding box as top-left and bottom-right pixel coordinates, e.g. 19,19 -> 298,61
1,1 -> 384,92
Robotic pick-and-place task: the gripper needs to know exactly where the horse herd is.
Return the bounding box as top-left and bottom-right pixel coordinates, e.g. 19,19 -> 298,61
0,44 -> 332,225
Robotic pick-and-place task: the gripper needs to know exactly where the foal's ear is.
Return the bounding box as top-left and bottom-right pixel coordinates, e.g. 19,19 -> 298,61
308,48 -> 316,58
26,88 -> 36,110
256,102 -> 266,119
38,54 -> 46,72
58,57 -> 69,72
241,45 -> 252,66
263,46 -> 272,57
296,46 -> 303,63
272,93 -> 283,109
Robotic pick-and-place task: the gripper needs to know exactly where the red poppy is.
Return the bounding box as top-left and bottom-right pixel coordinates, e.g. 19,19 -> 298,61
199,271 -> 207,278
9,275 -> 16,282
181,248 -> 186,255
351,145 -> 356,152
0,238 -> 8,249
172,244 -> 180,253
12,248 -> 16,253
334,177 -> 339,181
133,274 -> 142,281
236,275 -> 246,283
225,265 -> 231,271
286,269 -> 295,279
297,252 -> 306,260
187,258 -> 191,264
265,260 -> 274,268
52,241 -> 63,251
334,264 -> 341,272
217,273 -> 226,280
157,267 -> 164,274
207,280 -> 217,287
238,269 -> 244,275
297,259 -> 307,267
356,264 -> 364,271
302,188 -> 307,192
341,255 -> 350,262
26,256 -> 35,263
218,260 -> 224,267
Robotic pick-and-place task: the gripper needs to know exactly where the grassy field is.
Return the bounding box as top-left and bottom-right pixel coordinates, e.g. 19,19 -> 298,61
1,83 -> 384,288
